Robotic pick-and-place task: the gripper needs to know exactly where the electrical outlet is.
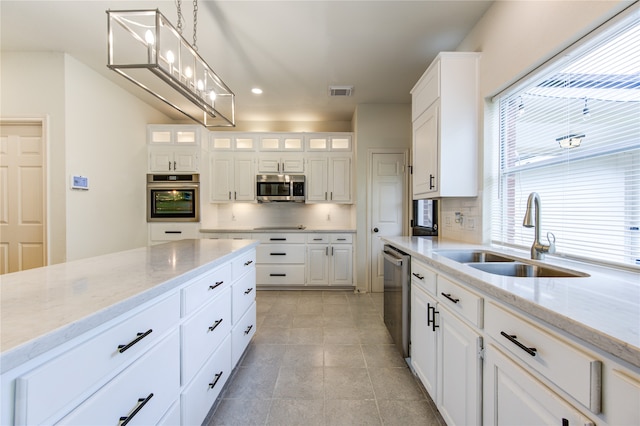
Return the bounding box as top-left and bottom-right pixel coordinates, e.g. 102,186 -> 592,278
466,217 -> 476,230
445,216 -> 452,228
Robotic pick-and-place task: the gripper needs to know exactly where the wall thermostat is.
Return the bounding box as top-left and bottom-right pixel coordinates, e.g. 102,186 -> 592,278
71,175 -> 89,190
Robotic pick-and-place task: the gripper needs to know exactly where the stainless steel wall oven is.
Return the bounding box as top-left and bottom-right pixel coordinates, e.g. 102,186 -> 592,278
147,174 -> 200,222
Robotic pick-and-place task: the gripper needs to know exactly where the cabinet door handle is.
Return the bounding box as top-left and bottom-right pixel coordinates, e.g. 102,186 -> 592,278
168,161 -> 172,170
208,319 -> 223,332
119,393 -> 153,426
173,161 -> 177,170
118,329 -> 153,353
244,324 -> 254,335
326,247 -> 328,256
228,191 -> 232,200
270,273 -> 286,277
244,287 -> 254,295
331,247 -> 334,256
209,371 -> 224,389
427,304 -> 439,332
412,272 -> 424,280
441,292 -> 460,304
164,231 -> 182,234
325,192 -> 328,200
500,331 -> 537,356
270,252 -> 287,256
244,260 -> 253,266
429,174 -> 435,190
209,281 -> 224,290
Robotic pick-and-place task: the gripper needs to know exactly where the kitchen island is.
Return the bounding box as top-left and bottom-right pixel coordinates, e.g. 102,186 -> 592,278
1,238 -> 258,425
383,236 -> 639,426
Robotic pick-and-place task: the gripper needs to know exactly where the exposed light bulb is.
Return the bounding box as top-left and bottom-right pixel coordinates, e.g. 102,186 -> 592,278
145,30 -> 155,45
197,80 -> 204,91
184,66 -> 193,78
209,91 -> 217,102
166,50 -> 175,64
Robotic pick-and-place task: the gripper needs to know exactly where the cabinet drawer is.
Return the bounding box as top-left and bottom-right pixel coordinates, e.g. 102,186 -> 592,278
410,259 -> 437,296
158,400 -> 181,425
485,301 -> 602,412
330,234 -> 353,244
181,288 -> 231,384
412,61 -> 440,121
182,263 -> 231,316
181,336 -> 232,426
254,233 -> 306,244
149,223 -> 199,241
256,265 -> 305,285
232,301 -> 257,366
58,330 -> 180,426
307,234 -> 329,244
232,249 -> 256,279
14,293 -> 180,426
232,268 -> 256,323
437,275 -> 483,328
256,244 -> 305,264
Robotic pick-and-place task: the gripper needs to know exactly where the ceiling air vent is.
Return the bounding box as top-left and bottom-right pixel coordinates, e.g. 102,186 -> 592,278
329,85 -> 354,97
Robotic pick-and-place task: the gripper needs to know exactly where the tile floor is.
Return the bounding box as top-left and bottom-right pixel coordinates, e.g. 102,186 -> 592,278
205,290 -> 446,425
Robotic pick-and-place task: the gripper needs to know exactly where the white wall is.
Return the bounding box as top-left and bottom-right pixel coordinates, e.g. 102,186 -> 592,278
1,52 -> 170,263
64,55 -> 169,261
353,104 -> 412,292
446,0 -> 633,244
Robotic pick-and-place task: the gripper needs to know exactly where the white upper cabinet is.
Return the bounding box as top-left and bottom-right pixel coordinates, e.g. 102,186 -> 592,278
306,156 -> 352,203
305,134 -> 352,152
258,134 -> 304,151
148,125 -> 202,172
411,52 -> 479,199
209,133 -> 257,151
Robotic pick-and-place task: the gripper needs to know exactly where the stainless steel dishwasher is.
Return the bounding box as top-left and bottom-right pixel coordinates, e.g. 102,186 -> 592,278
383,244 -> 410,358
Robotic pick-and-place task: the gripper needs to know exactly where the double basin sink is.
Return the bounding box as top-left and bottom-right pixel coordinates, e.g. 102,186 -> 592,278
435,250 -> 589,278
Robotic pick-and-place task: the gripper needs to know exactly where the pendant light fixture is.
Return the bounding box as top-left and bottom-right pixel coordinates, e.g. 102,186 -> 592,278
107,1 -> 235,127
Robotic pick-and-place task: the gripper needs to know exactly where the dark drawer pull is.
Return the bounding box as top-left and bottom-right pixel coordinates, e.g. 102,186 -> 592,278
119,393 -> 153,426
337,238 -> 346,241
118,329 -> 153,353
270,252 -> 287,256
208,319 -> 223,332
244,324 -> 254,335
209,371 -> 224,389
270,238 -> 286,241
500,331 -> 537,356
313,238 -> 323,241
427,303 -> 439,332
441,292 -> 460,304
244,287 -> 254,295
412,272 -> 424,280
270,273 -> 286,277
164,231 -> 182,234
209,281 -> 224,290
244,260 -> 253,266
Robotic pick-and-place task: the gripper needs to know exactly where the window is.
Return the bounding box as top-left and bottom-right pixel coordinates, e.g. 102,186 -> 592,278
491,10 -> 640,268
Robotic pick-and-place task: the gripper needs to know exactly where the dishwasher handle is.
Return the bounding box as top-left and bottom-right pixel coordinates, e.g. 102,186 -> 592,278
382,250 -> 403,266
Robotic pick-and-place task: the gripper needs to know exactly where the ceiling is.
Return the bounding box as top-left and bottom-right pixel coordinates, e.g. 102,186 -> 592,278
0,1 -> 493,125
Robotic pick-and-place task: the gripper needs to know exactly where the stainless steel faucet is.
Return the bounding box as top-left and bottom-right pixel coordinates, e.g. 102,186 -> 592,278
522,192 -> 556,260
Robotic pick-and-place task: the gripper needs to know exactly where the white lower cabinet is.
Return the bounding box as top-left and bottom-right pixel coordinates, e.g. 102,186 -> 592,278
232,301 -> 257,366
305,234 -> 353,286
255,233 -> 306,287
59,330 -> 180,426
437,304 -> 483,426
410,282 -> 438,398
181,336 -> 231,426
484,343 -> 595,426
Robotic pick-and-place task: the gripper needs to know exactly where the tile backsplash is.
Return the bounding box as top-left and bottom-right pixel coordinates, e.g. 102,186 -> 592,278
439,196 -> 483,244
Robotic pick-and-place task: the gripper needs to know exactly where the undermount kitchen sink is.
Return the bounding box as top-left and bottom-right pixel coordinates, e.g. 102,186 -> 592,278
468,262 -> 589,278
434,249 -> 589,278
436,250 -> 516,263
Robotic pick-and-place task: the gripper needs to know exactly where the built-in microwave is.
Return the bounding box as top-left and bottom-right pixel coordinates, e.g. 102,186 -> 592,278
256,174 -> 305,203
147,174 -> 200,222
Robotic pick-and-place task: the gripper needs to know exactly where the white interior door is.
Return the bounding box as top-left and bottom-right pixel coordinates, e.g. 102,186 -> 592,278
369,151 -> 406,293
0,120 -> 46,274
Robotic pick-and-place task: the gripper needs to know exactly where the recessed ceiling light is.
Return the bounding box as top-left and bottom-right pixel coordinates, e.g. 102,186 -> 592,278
251,88 -> 263,95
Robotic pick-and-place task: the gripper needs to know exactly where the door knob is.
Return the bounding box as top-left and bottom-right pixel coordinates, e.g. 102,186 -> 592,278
373,227 -> 379,233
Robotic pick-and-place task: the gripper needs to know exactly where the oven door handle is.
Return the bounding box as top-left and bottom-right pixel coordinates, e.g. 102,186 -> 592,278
382,250 -> 403,266
148,183 -> 199,189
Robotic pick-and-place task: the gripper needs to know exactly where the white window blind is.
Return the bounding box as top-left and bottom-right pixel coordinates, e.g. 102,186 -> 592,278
491,13 -> 640,268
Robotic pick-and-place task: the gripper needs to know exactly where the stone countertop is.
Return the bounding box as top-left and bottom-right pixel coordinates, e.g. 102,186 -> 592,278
200,227 -> 356,233
0,239 -> 259,373
382,236 -> 640,369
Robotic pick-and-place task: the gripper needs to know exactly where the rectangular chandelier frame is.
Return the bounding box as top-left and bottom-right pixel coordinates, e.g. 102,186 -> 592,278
107,9 -> 235,127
